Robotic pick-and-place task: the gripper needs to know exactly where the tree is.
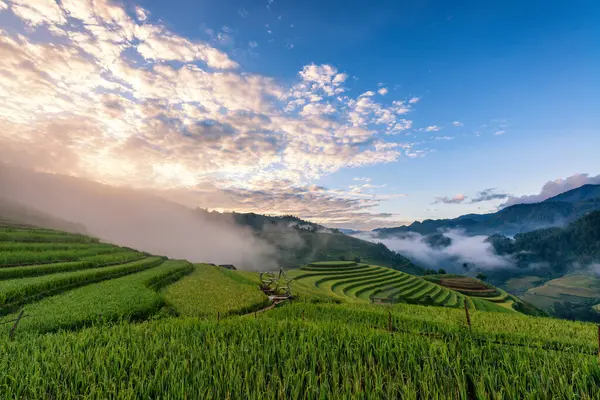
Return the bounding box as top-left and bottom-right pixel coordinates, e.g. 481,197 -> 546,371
476,272 -> 487,281
462,263 -> 469,270
353,256 -> 361,263
438,268 -> 447,275
338,255 -> 346,261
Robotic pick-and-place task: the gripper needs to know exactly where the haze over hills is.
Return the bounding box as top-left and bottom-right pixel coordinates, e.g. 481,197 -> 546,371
0,164 -> 421,274
373,184 -> 600,238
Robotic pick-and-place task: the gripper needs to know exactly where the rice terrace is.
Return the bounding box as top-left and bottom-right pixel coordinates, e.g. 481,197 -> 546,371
1,224 -> 600,398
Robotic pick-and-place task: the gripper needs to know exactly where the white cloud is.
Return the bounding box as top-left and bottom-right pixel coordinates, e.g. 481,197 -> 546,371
494,130 -> 505,135
0,0 -> 431,228
0,1 -> 7,10
408,96 -> 420,104
501,173 -> 600,207
135,6 -> 148,22
435,136 -> 453,141
433,194 -> 467,204
9,0 -> 67,27
136,28 -> 238,69
378,87 -> 388,95
358,230 -> 513,270
422,125 -> 441,132
452,121 -> 463,127
249,41 -> 258,48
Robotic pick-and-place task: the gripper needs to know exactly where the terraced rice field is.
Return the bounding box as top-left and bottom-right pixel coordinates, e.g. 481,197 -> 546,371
289,262 -> 519,312
0,226 -> 196,333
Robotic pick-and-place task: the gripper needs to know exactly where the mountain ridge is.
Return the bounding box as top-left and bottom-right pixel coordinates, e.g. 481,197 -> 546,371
374,184 -> 600,237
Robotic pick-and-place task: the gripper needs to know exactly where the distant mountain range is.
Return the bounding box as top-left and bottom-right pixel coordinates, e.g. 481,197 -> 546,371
374,184 -> 600,237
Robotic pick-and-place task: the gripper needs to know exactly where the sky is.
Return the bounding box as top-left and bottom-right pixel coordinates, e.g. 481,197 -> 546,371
0,0 -> 598,229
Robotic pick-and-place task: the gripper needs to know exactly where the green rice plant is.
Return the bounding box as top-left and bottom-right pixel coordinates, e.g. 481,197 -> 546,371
0,251 -> 145,280
162,264 -> 269,318
0,246 -> 128,267
1,260 -> 192,334
471,297 -> 514,313
354,273 -> 412,301
330,268 -> 397,296
0,242 -> 116,252
340,270 -> 405,298
0,257 -> 164,310
299,264 -> 367,272
307,261 -> 358,267
0,315 -> 599,398
0,230 -> 98,243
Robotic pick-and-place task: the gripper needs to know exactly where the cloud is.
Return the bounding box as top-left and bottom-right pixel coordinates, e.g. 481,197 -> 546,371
422,125 -> 441,132
135,6 -> 148,22
249,41 -> 258,48
408,97 -> 420,104
0,0 -> 430,229
353,177 -> 371,182
435,136 -> 453,141
356,230 -> 514,271
377,87 -> 388,95
433,194 -> 467,204
494,130 -> 505,136
452,121 -> 463,127
470,188 -> 509,203
501,173 -> 600,207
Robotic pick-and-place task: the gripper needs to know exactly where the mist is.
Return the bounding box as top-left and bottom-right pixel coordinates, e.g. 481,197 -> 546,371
355,230 -> 514,272
0,164 -> 277,270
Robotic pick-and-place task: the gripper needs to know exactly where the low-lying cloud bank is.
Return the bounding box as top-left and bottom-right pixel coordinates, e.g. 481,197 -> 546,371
0,165 -> 277,270
354,230 -> 514,272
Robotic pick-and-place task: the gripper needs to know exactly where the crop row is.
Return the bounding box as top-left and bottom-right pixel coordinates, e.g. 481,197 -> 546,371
307,261 -> 358,267
0,230 -> 98,243
0,257 -> 165,311
0,242 -> 116,252
2,260 -> 192,334
0,246 -> 129,267
163,264 -> 270,319
0,251 -> 146,280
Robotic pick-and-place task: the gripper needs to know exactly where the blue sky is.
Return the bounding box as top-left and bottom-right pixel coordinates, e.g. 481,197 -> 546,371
0,0 -> 599,228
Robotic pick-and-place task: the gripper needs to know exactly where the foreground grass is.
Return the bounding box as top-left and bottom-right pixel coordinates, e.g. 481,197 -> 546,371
162,264 -> 269,318
1,315 -> 598,399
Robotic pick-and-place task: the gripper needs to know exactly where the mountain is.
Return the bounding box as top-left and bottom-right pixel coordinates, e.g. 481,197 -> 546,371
487,211 -> 600,276
483,211 -> 600,321
374,184 -> 600,237
543,184 -> 600,204
0,164 -> 422,274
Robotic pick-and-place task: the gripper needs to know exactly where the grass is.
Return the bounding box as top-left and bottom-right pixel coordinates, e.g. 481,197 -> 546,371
162,264 -> 269,318
2,260 -> 192,334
